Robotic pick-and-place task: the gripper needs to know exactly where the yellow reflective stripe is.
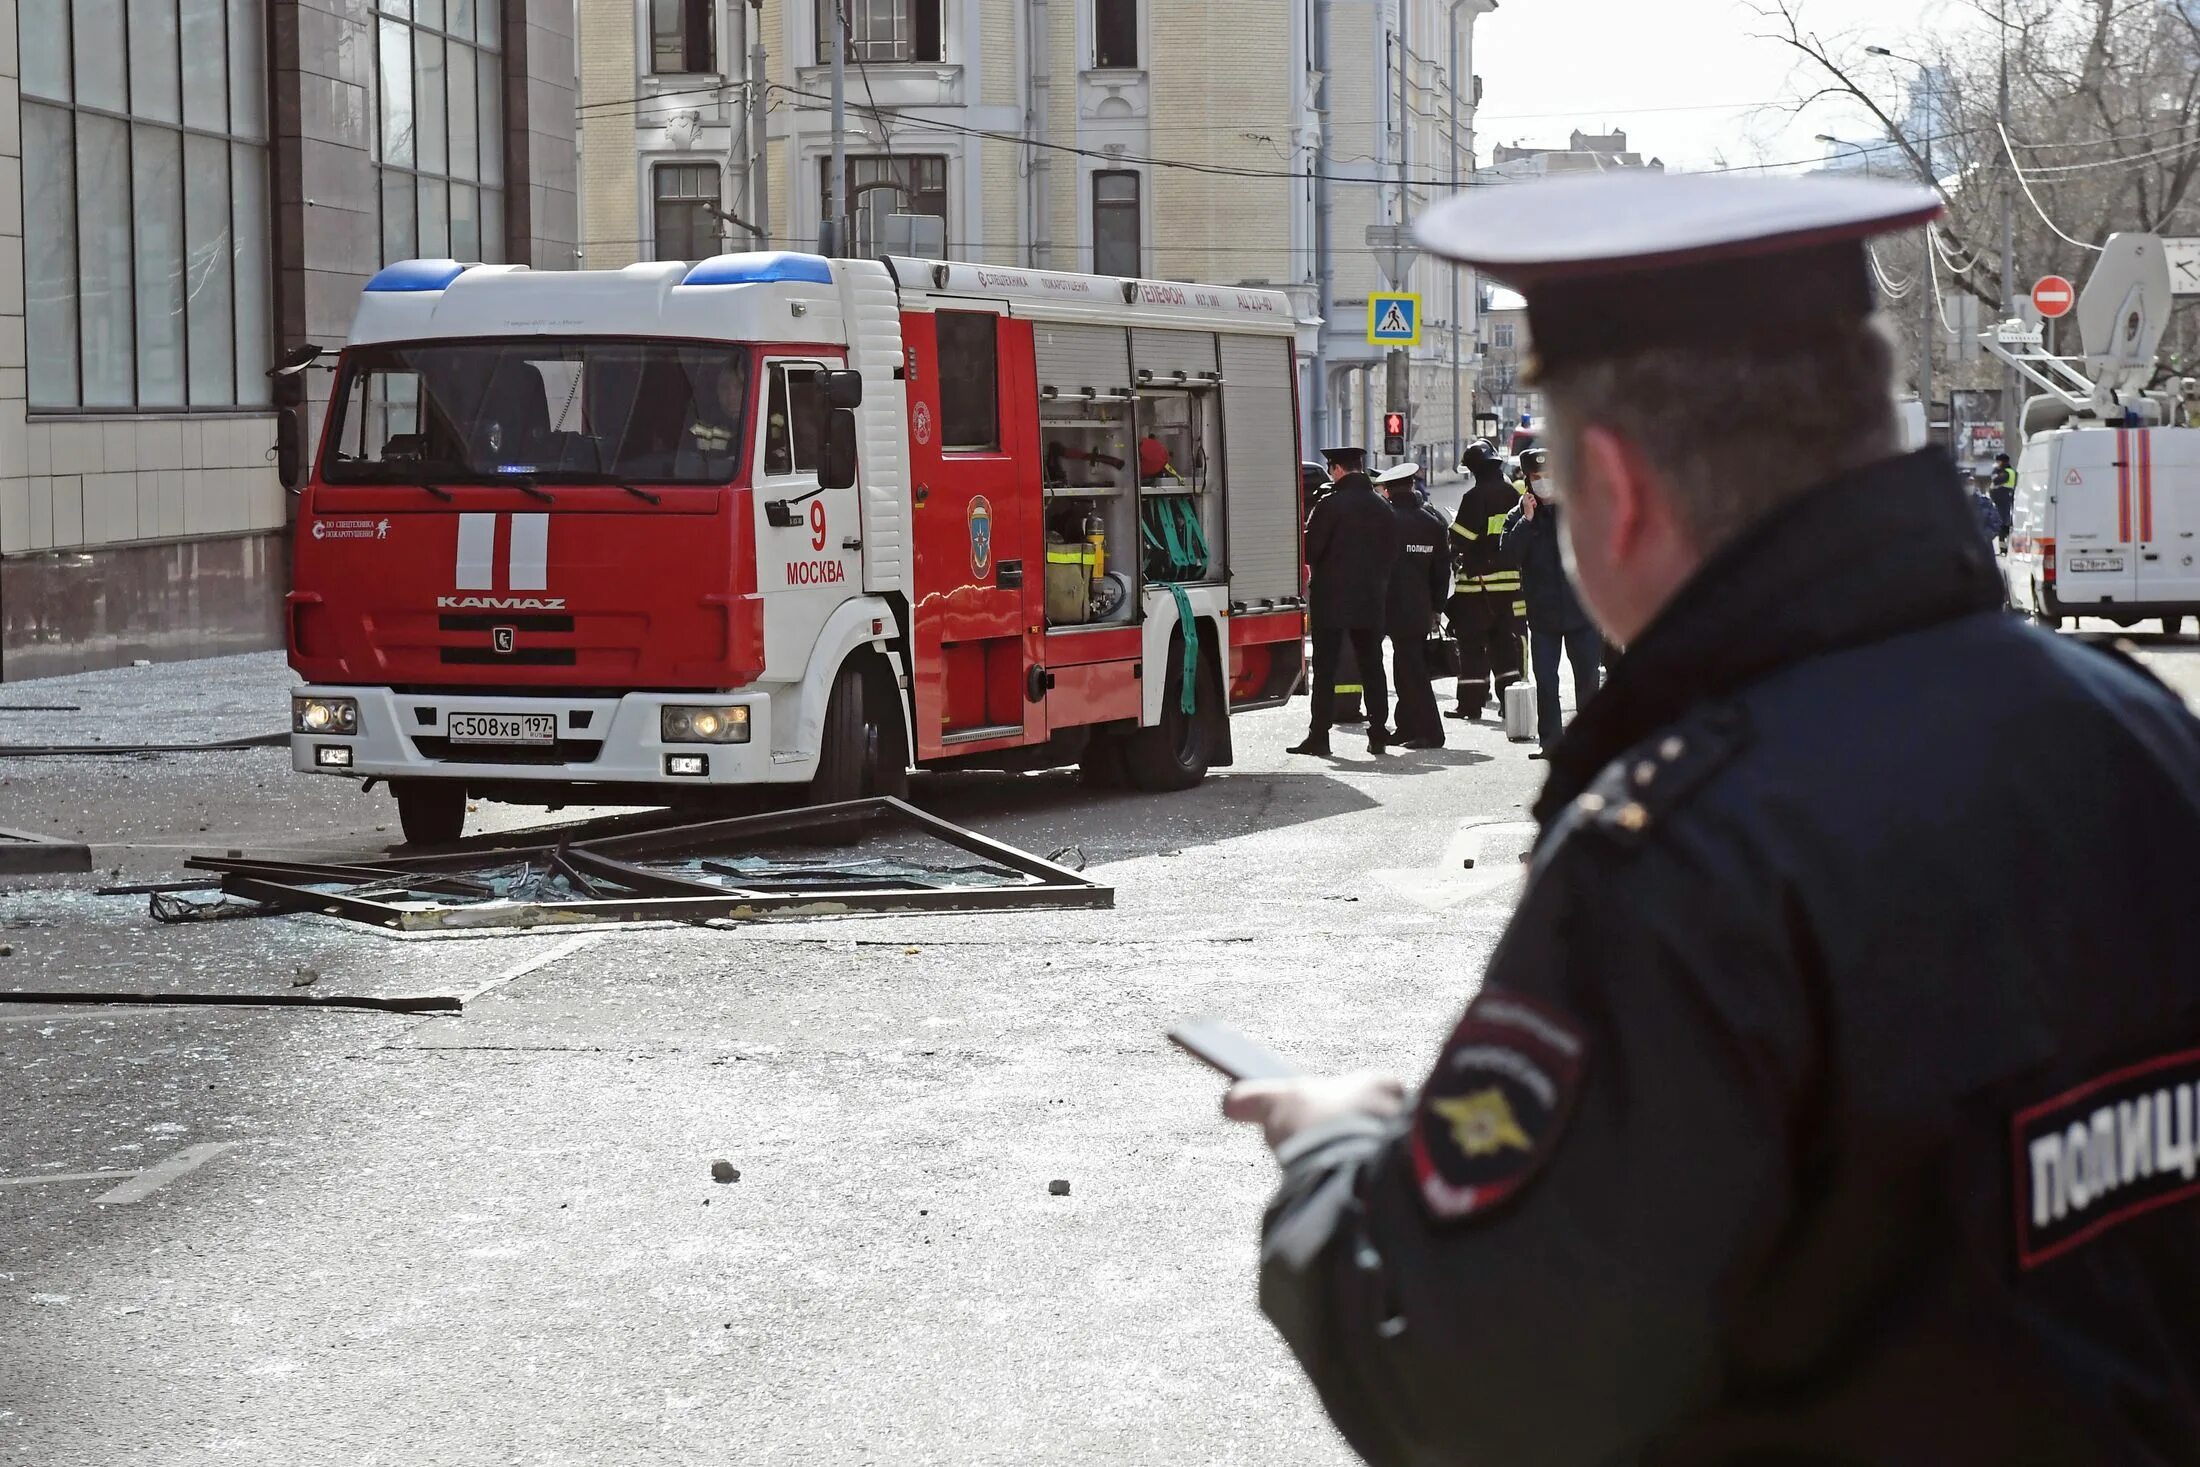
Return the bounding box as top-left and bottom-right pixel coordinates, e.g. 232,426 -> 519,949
1451,522 -> 1479,541
1333,684 -> 1364,694
1512,601 -> 1527,616
1486,512 -> 1510,535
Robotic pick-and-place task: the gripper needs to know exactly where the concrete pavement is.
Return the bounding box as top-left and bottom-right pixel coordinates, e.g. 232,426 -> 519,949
2,626 -> 2195,1465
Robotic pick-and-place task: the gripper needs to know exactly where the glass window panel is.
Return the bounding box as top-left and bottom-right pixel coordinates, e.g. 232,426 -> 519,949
76,114 -> 134,407
72,0 -> 124,110
181,0 -> 229,130
378,0 -> 410,15
447,40 -> 478,182
232,143 -> 271,405
22,0 -> 72,101
184,134 -> 236,406
449,182 -> 479,260
381,167 -> 416,263
475,0 -> 499,48
1094,0 -> 1137,68
25,105 -> 80,409
380,19 -> 414,166
450,0 -> 474,41
130,0 -> 183,124
415,31 -> 447,175
418,176 -> 450,257
936,312 -> 1000,451
133,125 -> 187,408
479,187 -> 503,265
417,0 -> 443,30
228,0 -> 267,141
477,48 -> 503,186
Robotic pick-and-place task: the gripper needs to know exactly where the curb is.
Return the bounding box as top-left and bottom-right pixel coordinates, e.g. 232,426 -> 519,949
0,827 -> 92,877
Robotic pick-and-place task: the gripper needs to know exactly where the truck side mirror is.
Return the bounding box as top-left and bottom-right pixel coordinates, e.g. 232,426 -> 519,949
819,369 -> 864,409
275,407 -> 305,491
819,408 -> 859,490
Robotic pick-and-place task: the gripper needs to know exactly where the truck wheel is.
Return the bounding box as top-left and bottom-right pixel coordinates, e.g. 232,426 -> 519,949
2165,616 -> 2188,637
809,665 -> 868,806
392,780 -> 467,846
1122,636 -> 1217,793
861,661 -> 911,803
1079,731 -> 1130,788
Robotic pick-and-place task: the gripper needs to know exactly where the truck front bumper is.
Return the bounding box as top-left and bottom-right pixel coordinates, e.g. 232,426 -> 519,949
290,686 -> 795,787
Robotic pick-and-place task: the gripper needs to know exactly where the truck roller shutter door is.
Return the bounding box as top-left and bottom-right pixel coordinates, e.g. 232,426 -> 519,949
1033,324 -> 1132,398
1218,333 -> 1299,606
1131,328 -> 1219,382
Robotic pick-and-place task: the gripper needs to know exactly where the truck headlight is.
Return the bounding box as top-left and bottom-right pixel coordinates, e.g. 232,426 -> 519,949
662,705 -> 751,744
294,696 -> 360,734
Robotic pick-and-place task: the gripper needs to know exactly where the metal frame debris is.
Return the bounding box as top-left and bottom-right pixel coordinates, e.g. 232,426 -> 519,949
175,798 -> 1112,932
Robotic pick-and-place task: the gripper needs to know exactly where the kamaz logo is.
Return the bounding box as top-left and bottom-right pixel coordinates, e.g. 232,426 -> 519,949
437,595 -> 568,611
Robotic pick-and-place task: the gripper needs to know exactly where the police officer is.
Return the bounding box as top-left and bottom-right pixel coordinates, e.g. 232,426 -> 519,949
1445,439 -> 1525,720
1501,447 -> 1599,756
1303,460 -> 1368,726
1292,448 -> 1401,758
1991,451 -> 2018,552
1227,172 -> 2200,1462
1372,462 -> 1451,750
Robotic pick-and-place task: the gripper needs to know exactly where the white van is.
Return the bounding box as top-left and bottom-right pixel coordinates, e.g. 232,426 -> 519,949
2006,424 -> 2200,633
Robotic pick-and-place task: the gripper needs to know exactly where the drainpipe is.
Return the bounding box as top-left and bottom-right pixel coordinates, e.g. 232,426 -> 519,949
1027,0 -> 1052,267
1310,0 -> 1333,451
749,0 -> 770,246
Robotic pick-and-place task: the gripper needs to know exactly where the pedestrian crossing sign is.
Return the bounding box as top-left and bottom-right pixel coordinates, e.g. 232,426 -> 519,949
1369,292 -> 1421,345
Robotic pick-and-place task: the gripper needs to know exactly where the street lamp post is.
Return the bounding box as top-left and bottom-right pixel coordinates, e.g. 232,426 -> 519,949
1869,45 -> 1938,436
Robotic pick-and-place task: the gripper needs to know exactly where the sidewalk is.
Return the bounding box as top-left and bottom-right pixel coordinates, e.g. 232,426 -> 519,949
0,651 -> 292,749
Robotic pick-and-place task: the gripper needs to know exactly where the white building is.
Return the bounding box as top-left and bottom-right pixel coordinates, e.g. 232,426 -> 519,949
576,0 -> 1496,464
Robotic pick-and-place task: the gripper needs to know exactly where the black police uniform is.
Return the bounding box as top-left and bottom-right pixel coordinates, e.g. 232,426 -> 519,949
1257,452 -> 2200,1464
1300,472 -> 1402,753
1993,458 -> 2019,550
1447,465 -> 1525,717
1307,472 -> 1369,726
1383,484 -> 1453,746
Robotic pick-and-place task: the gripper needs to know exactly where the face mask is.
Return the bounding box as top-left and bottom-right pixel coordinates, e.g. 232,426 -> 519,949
1531,480 -> 1554,502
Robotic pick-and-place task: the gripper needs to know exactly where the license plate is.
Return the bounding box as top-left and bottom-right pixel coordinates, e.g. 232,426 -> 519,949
447,713 -> 556,745
2067,557 -> 2124,573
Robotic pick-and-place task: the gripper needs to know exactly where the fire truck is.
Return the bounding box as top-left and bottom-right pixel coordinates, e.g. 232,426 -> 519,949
280,252 -> 1309,843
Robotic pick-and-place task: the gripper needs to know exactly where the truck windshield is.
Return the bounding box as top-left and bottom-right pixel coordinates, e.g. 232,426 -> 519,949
321,339 -> 751,487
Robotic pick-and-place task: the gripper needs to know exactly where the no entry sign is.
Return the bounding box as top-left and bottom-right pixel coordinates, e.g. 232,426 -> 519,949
2033,275 -> 2077,318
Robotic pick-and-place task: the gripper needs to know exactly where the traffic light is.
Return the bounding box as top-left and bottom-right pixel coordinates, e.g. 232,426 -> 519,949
1383,412 -> 1407,457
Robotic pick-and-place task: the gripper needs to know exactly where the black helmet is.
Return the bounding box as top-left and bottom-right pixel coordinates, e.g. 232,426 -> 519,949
1519,447 -> 1550,475
1460,439 -> 1500,472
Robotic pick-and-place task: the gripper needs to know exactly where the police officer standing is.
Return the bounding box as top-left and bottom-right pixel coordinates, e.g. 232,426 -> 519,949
1292,448 -> 1401,758
1500,447 -> 1599,756
1226,173 -> 2200,1462
1991,451 -> 2018,552
1445,439 -> 1525,720
1372,462 -> 1451,750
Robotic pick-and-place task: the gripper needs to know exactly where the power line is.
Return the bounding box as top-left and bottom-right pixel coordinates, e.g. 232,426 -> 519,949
2010,132 -> 2200,176
1998,119 -> 2106,253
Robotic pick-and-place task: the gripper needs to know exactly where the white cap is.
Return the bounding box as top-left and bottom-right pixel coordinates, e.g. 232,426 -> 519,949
1372,461 -> 1420,486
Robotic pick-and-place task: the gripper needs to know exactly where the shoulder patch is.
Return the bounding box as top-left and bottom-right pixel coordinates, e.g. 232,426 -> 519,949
2013,1043 -> 2200,1270
1574,701 -> 1752,845
1410,992 -> 1587,1223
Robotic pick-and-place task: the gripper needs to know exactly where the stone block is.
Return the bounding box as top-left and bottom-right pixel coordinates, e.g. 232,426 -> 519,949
0,314 -> 23,368
0,156 -> 20,239
101,420 -> 135,473
0,399 -> 21,477
49,421 -> 97,476
24,420 -> 49,476
178,419 -> 201,469
50,472 -> 80,545
26,472 -> 50,548
0,477 -> 26,554
0,236 -> 21,317
135,418 -> 184,473
157,469 -> 186,537
136,471 -> 159,539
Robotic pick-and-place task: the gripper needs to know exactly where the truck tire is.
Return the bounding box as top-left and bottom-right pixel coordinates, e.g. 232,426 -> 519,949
861,661 -> 911,803
809,665 -> 868,806
393,780 -> 467,846
1122,634 -> 1217,793
2165,616 -> 2188,637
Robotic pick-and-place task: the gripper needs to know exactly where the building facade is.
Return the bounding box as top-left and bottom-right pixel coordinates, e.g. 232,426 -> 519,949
575,0 -> 1492,466
1,0 -> 579,680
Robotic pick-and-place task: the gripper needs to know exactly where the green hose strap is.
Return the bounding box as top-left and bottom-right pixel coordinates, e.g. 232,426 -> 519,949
1160,582 -> 1199,716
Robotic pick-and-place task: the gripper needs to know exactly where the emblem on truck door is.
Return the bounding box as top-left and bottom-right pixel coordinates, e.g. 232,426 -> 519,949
492,627 -> 517,654
969,496 -> 993,578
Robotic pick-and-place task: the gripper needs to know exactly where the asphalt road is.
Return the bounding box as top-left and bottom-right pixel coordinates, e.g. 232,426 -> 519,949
3,624 -> 2194,1466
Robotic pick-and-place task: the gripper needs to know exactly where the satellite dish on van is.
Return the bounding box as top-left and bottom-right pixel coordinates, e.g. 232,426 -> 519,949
2077,233 -> 2172,399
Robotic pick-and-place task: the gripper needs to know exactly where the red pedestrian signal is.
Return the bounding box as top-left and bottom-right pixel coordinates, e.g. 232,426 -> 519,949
1383,412 -> 1407,456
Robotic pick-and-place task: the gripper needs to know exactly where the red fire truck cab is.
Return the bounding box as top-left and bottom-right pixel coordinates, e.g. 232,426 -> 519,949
286,252 -> 1308,842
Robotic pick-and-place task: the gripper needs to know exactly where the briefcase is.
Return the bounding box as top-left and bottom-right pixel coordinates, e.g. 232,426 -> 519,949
1503,680 -> 1537,743
1424,634 -> 1459,678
